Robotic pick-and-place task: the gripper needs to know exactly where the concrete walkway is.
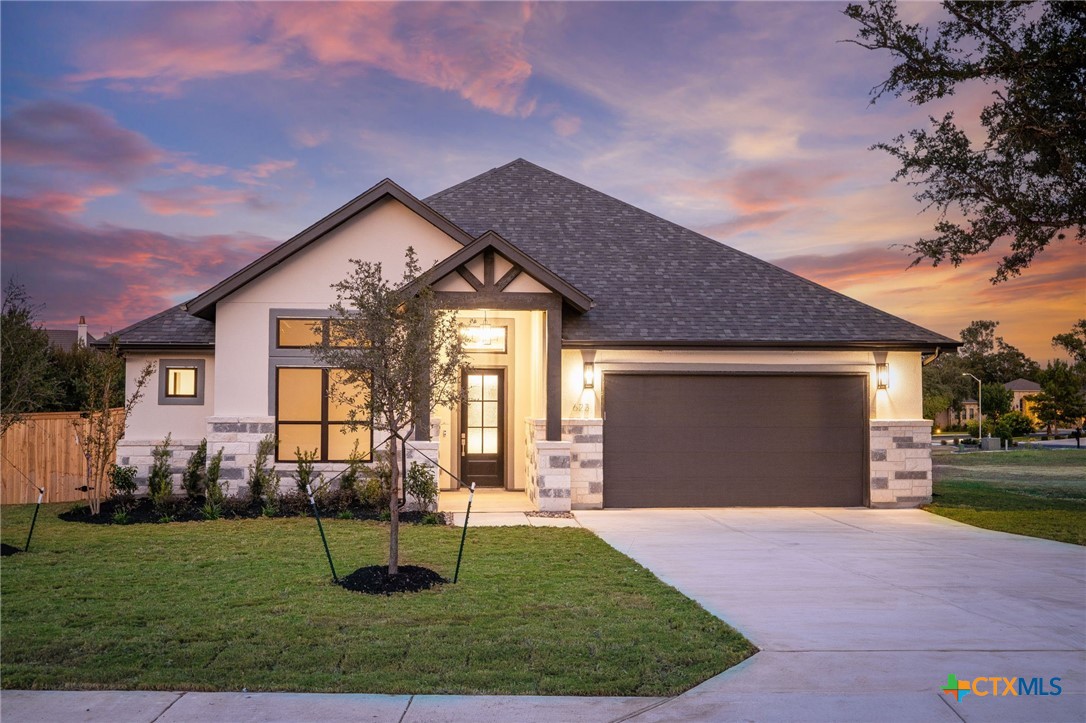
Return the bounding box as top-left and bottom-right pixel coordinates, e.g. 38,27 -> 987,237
4,509 -> 1084,722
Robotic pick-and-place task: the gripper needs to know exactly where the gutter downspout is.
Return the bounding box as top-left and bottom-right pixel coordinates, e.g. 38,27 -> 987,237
922,346 -> 942,366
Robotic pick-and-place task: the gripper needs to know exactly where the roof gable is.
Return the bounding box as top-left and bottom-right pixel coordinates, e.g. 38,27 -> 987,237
409,230 -> 592,312
185,179 -> 474,320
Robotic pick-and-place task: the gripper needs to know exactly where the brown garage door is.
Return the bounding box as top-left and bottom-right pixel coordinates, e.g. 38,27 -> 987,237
603,374 -> 866,507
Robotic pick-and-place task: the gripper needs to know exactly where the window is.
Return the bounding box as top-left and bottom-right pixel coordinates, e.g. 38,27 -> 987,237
276,367 -> 371,462
166,367 -> 197,397
276,318 -> 355,348
158,359 -> 206,406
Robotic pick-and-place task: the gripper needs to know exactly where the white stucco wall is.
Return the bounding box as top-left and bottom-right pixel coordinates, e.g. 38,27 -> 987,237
125,352 -> 215,441
560,347 -> 924,421
214,198 -> 465,418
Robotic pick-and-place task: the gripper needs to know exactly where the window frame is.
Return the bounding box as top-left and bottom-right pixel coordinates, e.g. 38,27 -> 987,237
274,366 -> 372,463
158,358 -> 206,406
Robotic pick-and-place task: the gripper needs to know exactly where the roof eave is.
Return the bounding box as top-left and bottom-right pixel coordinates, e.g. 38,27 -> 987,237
560,339 -> 961,352
185,179 -> 475,320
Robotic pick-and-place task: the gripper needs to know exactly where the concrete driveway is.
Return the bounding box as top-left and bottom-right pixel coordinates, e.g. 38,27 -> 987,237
576,508 -> 1086,722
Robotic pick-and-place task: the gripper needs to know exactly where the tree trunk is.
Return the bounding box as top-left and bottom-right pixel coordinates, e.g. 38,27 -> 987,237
388,434 -> 400,576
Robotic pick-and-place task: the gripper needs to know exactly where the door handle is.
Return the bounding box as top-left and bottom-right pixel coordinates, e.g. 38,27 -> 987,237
460,432 -> 467,455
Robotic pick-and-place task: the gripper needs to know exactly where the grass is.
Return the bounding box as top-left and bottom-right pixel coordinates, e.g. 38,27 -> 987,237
927,449 -> 1086,545
0,504 -> 754,695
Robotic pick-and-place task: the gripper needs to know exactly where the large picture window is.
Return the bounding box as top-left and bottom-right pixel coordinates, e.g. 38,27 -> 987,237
276,367 -> 371,462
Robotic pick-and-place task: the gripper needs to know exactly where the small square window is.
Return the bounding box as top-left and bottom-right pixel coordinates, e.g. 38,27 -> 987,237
166,367 -> 197,397
158,359 -> 206,406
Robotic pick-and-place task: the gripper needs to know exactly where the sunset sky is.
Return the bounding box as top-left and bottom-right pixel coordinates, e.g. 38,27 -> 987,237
2,1 -> 1081,362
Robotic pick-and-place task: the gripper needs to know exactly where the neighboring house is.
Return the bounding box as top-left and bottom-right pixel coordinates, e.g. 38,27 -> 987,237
100,159 -> 958,510
46,316 -> 95,350
1005,378 -> 1041,421
938,378 -> 1041,429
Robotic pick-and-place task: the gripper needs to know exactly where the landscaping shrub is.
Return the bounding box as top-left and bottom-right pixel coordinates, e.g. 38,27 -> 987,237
247,435 -> 280,514
404,462 -> 437,511
202,446 -> 225,520
147,434 -> 173,512
182,438 -> 207,501
292,447 -> 324,494
108,464 -> 138,500
998,410 -> 1036,437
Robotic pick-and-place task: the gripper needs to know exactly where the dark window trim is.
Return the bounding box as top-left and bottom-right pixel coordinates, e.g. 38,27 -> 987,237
274,366 -> 373,463
158,358 -> 206,406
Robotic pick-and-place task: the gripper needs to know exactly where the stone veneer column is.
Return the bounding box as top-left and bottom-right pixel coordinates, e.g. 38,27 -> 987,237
869,419 -> 932,507
561,419 -> 604,509
525,419 -> 571,511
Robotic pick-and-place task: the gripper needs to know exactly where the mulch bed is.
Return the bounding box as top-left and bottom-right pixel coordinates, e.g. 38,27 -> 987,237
1,543 -> 23,556
337,565 -> 447,595
58,496 -> 450,526
525,511 -> 574,518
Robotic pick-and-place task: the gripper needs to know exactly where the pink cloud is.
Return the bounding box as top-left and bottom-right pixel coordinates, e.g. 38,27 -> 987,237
774,241 -> 1086,361
66,2 -> 537,117
2,100 -> 163,181
233,159 -> 296,186
2,193 -> 277,333
138,186 -> 272,217
551,114 -> 582,137
701,210 -> 790,238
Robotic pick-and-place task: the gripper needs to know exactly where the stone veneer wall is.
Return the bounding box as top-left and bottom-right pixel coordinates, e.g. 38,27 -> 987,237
525,420 -> 571,511
117,437 -> 206,495
869,420 -> 933,507
562,418 -> 603,509
119,416 -> 440,506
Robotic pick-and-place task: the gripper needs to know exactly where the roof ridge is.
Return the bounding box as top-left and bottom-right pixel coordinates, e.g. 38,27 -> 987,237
424,158 -> 529,203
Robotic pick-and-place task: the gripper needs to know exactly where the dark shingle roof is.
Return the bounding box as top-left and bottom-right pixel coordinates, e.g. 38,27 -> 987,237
97,304 -> 214,350
1004,378 -> 1041,392
45,329 -> 96,350
426,159 -> 957,348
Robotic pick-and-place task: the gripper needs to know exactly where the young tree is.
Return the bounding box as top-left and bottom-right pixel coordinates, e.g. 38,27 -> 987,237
72,340 -> 154,515
1033,360 -> 1086,434
844,1 -> 1085,281
312,248 -> 467,576
1,282 -> 58,436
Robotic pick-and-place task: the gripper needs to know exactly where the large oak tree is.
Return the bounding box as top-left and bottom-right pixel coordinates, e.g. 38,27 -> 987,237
845,1 -> 1085,281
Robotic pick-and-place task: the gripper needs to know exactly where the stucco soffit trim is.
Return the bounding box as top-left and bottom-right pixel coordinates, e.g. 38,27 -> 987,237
183,179 -> 475,320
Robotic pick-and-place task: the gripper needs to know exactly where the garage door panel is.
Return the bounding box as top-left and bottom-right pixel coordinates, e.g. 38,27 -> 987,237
603,374 -> 866,507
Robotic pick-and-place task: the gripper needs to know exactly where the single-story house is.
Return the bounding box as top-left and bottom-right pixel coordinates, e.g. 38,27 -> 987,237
46,316 -> 95,350
102,159 -> 958,510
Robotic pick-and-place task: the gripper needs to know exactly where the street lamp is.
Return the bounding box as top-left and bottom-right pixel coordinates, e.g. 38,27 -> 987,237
962,373 -> 983,438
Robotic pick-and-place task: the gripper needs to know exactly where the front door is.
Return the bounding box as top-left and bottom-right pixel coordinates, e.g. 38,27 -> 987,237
460,368 -> 505,487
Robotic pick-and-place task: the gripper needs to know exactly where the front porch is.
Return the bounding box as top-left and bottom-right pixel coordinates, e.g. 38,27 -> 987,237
438,488 -> 533,513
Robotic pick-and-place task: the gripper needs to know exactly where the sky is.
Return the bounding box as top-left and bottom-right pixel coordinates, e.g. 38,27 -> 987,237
2,1 -> 1082,363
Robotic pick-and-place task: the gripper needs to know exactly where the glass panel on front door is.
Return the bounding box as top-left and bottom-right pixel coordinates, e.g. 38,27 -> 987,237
461,369 -> 504,487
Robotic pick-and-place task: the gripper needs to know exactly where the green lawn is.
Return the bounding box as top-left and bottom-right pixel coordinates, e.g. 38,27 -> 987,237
0,505 -> 754,695
927,449 -> 1086,545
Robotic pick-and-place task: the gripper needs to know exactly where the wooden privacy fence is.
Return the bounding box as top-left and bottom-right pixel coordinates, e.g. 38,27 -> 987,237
1,409 -> 124,505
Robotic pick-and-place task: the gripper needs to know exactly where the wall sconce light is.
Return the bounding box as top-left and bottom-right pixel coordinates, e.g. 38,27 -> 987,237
583,362 -> 595,390
876,363 -> 889,390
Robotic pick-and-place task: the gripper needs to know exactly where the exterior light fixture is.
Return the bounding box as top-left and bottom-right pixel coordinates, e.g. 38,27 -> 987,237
876,363 -> 889,390
583,362 -> 595,389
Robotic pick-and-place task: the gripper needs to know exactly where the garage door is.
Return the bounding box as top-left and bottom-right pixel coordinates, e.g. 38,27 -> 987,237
603,374 -> 866,507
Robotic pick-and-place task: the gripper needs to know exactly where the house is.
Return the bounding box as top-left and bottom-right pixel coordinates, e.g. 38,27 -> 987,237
102,159 -> 957,510
1005,378 -> 1041,421
46,316 -> 95,350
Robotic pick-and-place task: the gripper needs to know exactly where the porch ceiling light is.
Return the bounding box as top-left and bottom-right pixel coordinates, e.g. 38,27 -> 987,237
583,362 -> 595,389
876,363 -> 889,390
